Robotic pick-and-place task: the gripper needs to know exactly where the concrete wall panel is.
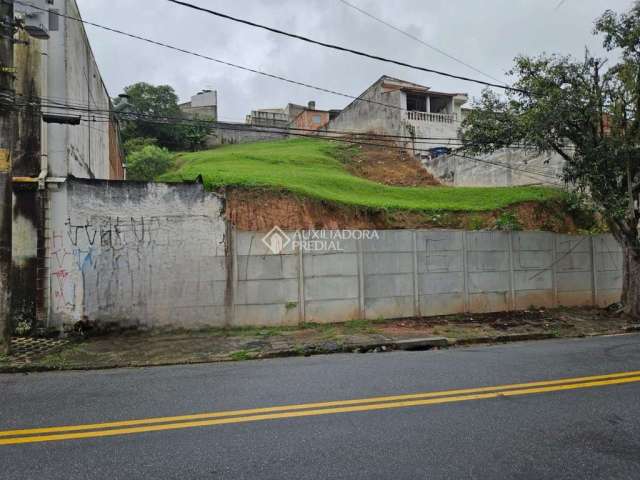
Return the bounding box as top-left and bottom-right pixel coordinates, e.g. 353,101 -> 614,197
234,304 -> 299,327
557,291 -> 593,307
512,232 -> 555,251
365,296 -> 414,320
364,273 -> 413,298
419,272 -> 465,295
235,279 -> 299,305
304,276 -> 359,301
303,252 -> 358,277
515,270 -> 552,291
556,271 -> 592,292
364,252 -> 413,275
237,255 -> 299,280
305,299 -> 360,323
420,293 -> 465,316
468,271 -> 509,294
469,292 -> 509,313
466,231 -> 510,251
514,291 -> 555,309
361,231 -> 413,252
596,270 -> 623,291
418,251 -> 463,273
467,251 -> 510,272
417,231 -> 464,251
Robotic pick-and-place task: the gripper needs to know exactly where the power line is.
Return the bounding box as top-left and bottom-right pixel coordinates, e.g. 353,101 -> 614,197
336,0 -> 506,86
16,93 -> 577,152
10,102 -> 563,185
11,0 -> 445,116
166,0 -> 526,93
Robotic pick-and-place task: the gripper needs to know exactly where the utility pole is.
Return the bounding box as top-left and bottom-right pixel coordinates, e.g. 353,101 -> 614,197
0,0 -> 13,355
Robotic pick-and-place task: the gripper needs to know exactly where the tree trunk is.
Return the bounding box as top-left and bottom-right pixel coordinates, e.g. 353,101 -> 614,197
622,244 -> 640,319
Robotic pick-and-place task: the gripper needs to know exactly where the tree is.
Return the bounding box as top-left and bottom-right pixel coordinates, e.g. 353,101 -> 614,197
126,145 -> 173,181
178,115 -> 214,151
460,4 -> 640,318
122,136 -> 157,157
115,83 -> 184,149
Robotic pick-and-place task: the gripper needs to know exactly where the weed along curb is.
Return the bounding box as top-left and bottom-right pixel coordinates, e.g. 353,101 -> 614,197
2,307 -> 637,373
0,330 -> 635,374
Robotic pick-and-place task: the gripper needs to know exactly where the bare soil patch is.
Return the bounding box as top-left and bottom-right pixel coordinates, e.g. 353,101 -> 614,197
225,188 -> 582,233
344,142 -> 441,187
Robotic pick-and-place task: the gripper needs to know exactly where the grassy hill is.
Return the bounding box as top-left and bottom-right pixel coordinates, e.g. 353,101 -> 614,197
160,138 -> 561,212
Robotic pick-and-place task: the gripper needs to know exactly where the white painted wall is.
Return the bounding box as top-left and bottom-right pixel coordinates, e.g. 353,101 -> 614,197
47,179 -> 227,330
45,0 -> 112,179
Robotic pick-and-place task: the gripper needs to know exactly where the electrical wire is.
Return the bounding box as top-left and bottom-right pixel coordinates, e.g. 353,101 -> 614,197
336,0 -> 506,86
166,0 -> 525,93
9,101 -> 564,185
12,0 -> 466,117
14,92 -> 577,151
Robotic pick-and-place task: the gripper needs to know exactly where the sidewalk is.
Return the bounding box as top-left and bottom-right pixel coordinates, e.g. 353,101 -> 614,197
1,307 -> 637,373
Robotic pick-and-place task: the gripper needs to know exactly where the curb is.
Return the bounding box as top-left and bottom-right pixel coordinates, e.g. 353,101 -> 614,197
1,330 -> 638,374
451,332 -> 557,346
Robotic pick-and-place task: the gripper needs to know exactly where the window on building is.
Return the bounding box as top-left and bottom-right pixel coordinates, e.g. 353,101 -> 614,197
430,95 -> 451,114
406,94 -> 427,112
49,9 -> 59,31
312,114 -> 322,124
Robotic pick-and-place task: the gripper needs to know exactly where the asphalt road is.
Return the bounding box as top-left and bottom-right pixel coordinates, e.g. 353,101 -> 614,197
2,334 -> 640,479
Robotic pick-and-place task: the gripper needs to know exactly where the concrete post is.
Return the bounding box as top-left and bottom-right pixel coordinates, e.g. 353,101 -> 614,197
508,232 -> 515,310
0,0 -> 14,354
357,238 -> 365,319
412,230 -> 419,317
590,236 -> 598,307
462,231 -> 469,312
552,235 -> 559,307
297,243 -> 305,325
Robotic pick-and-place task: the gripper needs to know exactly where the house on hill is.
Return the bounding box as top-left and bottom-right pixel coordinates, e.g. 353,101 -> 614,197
328,75 -> 565,187
179,89 -> 218,120
327,75 -> 468,148
290,101 -> 335,131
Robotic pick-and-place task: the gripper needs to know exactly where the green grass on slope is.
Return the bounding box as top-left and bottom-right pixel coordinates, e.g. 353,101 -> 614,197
159,138 -> 561,212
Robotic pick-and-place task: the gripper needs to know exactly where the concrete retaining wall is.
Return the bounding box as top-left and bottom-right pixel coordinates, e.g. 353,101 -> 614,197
44,184 -> 623,330
422,149 -> 566,186
229,230 -> 622,326
210,123 -> 289,146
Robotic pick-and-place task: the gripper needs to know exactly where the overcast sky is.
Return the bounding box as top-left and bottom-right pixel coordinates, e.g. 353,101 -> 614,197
77,0 -> 633,122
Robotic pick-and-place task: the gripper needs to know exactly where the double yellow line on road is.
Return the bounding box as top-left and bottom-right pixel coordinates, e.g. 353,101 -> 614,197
2,369 -> 640,446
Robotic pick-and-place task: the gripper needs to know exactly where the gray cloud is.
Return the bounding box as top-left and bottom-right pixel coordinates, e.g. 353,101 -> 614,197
78,0 -> 632,121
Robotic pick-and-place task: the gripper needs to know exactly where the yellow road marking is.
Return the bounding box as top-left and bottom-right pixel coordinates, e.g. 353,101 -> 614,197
1,371 -> 640,446
2,369 -> 639,438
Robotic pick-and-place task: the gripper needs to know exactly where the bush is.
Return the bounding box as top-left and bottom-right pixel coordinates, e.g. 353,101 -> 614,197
126,145 -> 173,181
123,137 -> 157,156
495,211 -> 522,231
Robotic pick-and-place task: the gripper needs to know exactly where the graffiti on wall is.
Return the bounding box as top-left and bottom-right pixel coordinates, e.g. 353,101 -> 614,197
50,214 -> 224,318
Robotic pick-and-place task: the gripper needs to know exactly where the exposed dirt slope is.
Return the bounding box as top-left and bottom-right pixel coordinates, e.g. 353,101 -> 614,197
225,188 -> 585,233
343,142 -> 440,187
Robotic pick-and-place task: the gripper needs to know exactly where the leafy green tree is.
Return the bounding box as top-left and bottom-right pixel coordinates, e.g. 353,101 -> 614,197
460,4 -> 640,317
115,83 -> 183,149
178,115 -> 214,151
126,145 -> 173,181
